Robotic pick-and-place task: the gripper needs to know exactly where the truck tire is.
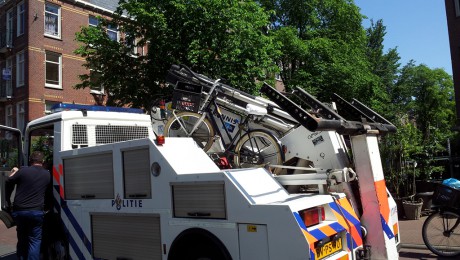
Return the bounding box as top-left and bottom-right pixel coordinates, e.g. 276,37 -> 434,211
168,228 -> 232,260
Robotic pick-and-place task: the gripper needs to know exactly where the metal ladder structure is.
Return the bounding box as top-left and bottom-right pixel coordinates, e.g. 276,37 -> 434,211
260,83 -> 399,260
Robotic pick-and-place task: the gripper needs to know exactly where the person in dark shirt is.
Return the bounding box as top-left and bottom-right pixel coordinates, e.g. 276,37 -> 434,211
5,151 -> 52,260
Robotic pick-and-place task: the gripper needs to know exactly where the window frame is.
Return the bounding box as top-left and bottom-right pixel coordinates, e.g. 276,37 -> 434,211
89,15 -> 99,27
16,101 -> 25,132
106,23 -> 119,41
5,57 -> 13,96
89,70 -> 104,94
16,50 -> 25,87
5,105 -> 13,127
17,1 -> 25,37
6,7 -> 13,46
44,2 -> 61,39
45,100 -> 59,115
45,51 -> 62,89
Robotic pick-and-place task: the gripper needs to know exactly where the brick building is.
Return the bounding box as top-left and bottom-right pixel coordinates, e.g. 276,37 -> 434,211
445,0 -> 460,129
0,0 -> 118,131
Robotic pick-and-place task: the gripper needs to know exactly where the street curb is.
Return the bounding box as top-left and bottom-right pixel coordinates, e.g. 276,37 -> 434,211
400,243 -> 428,250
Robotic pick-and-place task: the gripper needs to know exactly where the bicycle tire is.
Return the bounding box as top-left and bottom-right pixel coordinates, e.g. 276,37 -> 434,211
164,111 -> 215,152
233,130 -> 283,171
422,211 -> 460,257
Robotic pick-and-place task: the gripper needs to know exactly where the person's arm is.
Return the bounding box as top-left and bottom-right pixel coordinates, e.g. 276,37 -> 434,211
9,167 -> 18,177
4,167 -> 19,210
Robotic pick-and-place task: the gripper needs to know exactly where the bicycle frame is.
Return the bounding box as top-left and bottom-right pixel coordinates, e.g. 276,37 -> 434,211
170,89 -> 255,155
204,99 -> 254,154
439,208 -> 460,234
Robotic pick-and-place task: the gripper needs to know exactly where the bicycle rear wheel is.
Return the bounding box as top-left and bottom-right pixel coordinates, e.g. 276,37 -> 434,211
233,130 -> 283,171
422,211 -> 460,257
164,111 -> 215,152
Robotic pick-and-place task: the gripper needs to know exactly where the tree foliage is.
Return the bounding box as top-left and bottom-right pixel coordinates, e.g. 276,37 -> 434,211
393,62 -> 456,180
364,19 -> 400,113
75,0 -> 279,108
74,0 -> 459,187
260,0 -> 374,101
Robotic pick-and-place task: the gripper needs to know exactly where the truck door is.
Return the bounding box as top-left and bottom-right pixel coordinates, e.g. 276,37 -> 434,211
238,224 -> 269,259
0,125 -> 23,212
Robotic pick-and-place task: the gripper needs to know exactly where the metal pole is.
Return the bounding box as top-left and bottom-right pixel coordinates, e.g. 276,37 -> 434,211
448,138 -> 453,178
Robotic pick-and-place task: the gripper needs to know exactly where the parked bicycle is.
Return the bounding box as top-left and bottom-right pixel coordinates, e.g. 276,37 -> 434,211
422,183 -> 460,257
163,65 -> 284,170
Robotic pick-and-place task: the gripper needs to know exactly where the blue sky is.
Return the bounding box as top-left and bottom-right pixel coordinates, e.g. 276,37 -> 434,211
354,0 -> 452,75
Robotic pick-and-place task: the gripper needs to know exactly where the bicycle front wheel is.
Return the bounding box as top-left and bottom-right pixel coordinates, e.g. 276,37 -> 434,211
164,111 -> 215,152
233,130 -> 283,171
422,211 -> 460,257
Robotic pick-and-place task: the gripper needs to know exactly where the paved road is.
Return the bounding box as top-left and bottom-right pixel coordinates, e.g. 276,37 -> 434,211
0,213 -> 455,259
0,219 -> 16,260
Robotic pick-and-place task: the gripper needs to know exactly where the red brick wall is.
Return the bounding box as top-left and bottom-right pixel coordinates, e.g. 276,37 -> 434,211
0,0 -> 113,126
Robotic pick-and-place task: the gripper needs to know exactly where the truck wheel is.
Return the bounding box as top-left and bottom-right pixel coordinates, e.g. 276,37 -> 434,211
168,228 -> 232,260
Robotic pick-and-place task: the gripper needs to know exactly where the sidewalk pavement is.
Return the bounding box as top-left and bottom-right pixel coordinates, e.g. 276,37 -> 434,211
0,212 -> 453,259
0,220 -> 16,259
398,212 -> 452,260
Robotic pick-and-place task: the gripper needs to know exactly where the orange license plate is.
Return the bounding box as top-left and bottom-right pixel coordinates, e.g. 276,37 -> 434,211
316,239 -> 342,259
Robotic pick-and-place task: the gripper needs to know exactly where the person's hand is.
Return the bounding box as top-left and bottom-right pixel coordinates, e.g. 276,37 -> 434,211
9,167 -> 18,177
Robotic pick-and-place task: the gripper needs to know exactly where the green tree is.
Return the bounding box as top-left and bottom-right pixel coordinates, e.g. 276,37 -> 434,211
260,0 -> 375,101
394,62 -> 456,179
75,0 -> 279,108
364,19 -> 400,114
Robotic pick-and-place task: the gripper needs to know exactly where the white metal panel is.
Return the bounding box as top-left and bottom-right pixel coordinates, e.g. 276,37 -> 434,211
280,127 -> 349,169
64,152 -> 114,199
92,213 -> 161,260
238,224 -> 269,260
159,137 -> 221,174
173,183 -> 226,219
123,148 -> 151,199
225,168 -> 289,205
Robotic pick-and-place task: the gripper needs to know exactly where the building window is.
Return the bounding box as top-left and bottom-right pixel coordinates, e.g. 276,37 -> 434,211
90,70 -> 104,94
107,23 -> 118,41
17,1 -> 25,36
5,57 -> 12,96
5,105 -> 13,127
89,15 -> 118,41
16,102 -> 25,131
45,51 -> 62,88
6,8 -> 13,47
45,3 -> 61,38
45,100 -> 59,114
16,51 -> 25,87
89,15 -> 99,27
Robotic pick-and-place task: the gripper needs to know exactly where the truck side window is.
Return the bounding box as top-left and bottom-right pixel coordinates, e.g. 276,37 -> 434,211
28,127 -> 54,170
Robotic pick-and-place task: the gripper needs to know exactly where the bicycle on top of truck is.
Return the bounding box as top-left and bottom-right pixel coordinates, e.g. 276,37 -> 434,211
162,64 -> 285,171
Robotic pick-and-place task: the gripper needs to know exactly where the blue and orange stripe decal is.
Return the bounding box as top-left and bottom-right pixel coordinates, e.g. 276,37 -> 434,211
53,164 -> 93,259
331,198 -> 363,249
294,198 -> 364,259
375,180 -> 395,240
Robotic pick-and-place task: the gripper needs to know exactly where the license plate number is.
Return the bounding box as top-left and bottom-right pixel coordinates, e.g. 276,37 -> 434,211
316,239 -> 342,259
